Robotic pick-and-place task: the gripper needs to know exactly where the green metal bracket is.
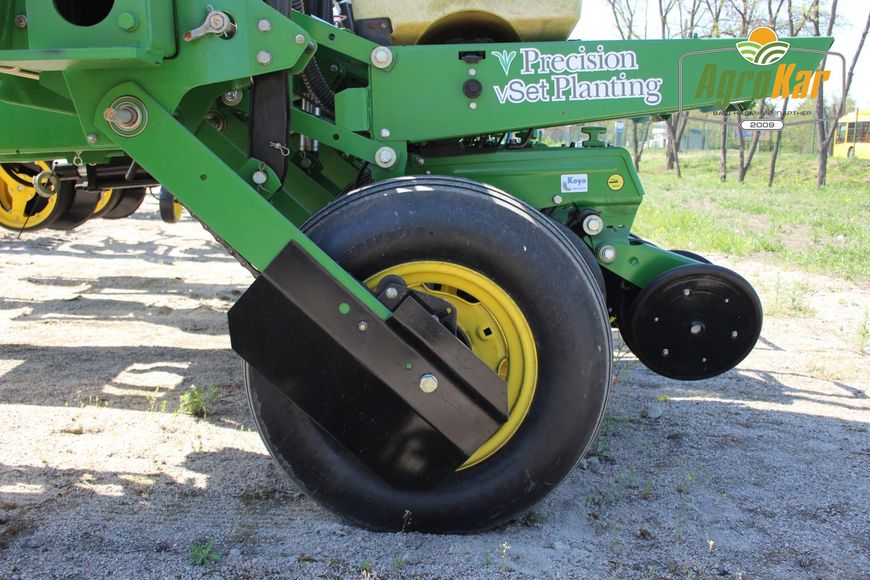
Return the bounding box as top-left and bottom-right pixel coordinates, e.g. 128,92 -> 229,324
95,81 -> 390,319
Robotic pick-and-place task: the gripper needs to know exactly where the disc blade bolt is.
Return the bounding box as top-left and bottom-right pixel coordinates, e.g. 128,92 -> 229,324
419,374 -> 439,393
683,288 -> 692,297
731,330 -> 738,339
662,348 -> 670,357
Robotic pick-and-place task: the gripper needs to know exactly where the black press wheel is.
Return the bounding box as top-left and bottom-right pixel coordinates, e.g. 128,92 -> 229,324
245,176 -> 612,532
49,182 -> 101,231
627,264 -> 762,380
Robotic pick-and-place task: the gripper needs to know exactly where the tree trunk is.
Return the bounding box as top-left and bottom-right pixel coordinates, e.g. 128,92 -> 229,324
665,119 -> 682,178
768,96 -> 789,187
736,111 -> 747,183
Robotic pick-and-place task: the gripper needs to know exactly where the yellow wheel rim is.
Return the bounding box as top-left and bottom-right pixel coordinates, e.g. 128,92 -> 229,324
173,199 -> 184,222
93,189 -> 114,215
0,162 -> 55,230
366,261 -> 538,469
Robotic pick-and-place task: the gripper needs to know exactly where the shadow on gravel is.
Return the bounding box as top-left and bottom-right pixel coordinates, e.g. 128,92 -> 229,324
0,275 -> 245,336
0,345 -> 242,410
0,233 -> 235,264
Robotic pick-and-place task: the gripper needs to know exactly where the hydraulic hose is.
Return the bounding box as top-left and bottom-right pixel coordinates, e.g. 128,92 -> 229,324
292,0 -> 336,117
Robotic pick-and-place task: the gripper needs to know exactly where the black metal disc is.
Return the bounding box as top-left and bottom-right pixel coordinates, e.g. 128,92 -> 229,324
49,183 -> 101,231
102,187 -> 146,220
627,264 -> 762,381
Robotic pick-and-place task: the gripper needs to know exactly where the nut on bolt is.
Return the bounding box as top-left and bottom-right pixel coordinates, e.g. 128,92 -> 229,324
582,214 -> 605,236
14,14 -> 27,28
371,46 -> 394,69
375,146 -> 397,169
257,50 -> 273,66
597,244 -> 617,264
221,90 -> 243,106
86,133 -> 99,145
257,19 -> 272,33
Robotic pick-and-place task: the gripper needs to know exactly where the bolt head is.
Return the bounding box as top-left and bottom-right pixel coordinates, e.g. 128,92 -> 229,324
552,195 -> 564,205
295,34 -> 306,45
209,13 -> 228,29
380,128 -> 391,139
419,374 -> 439,393
14,14 -> 26,28
371,47 -> 394,68
662,348 -> 670,357
731,330 -> 739,339
582,214 -> 605,236
357,321 -> 369,332
468,68 -> 477,76
257,51 -> 272,66
385,287 -> 399,300
683,288 -> 692,297
469,102 -> 478,110
117,12 -> 139,32
598,244 -> 617,264
252,170 -> 268,185
258,19 -> 272,33
222,90 -> 243,106
690,323 -> 703,335
86,133 -> 99,145
375,147 -> 397,168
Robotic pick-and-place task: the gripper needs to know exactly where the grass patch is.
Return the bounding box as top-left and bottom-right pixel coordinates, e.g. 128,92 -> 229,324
188,540 -> 221,566
178,386 -> 220,418
635,152 -> 870,282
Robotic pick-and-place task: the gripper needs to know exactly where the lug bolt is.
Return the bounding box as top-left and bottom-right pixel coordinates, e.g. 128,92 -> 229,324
597,244 -> 617,264
683,288 -> 692,297
257,51 -> 273,66
582,214 -> 605,236
662,348 -> 670,357
258,19 -> 272,33
385,287 -> 399,300
419,374 -> 439,393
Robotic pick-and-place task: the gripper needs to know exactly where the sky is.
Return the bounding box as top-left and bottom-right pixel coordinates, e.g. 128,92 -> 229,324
571,0 -> 870,108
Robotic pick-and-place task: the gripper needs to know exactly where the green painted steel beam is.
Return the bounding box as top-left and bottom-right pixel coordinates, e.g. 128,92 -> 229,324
94,81 -> 390,319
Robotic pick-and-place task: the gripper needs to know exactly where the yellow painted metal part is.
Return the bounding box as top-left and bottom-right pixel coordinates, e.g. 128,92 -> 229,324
366,261 -> 538,468
93,190 -> 114,215
0,162 -> 54,230
352,0 -> 581,44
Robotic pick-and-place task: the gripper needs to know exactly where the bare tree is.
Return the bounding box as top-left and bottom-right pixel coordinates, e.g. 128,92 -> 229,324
768,0 -> 807,186
607,0 -> 652,170
812,0 -> 869,187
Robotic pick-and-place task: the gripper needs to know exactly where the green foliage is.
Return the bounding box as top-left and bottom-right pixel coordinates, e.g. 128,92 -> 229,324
188,540 -> 222,567
636,152 -> 870,281
178,386 -> 220,418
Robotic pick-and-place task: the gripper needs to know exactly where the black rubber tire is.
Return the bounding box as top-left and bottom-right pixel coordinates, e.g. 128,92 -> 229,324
49,182 -> 101,230
551,220 -> 606,298
102,187 -> 146,220
158,188 -> 182,224
246,176 -> 612,533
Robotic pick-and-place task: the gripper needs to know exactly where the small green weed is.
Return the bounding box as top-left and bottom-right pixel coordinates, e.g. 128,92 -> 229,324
519,511 -> 548,526
766,277 -> 815,318
178,386 -> 220,417
360,560 -> 372,574
857,309 -> 869,355
639,479 -> 653,500
188,540 -> 221,567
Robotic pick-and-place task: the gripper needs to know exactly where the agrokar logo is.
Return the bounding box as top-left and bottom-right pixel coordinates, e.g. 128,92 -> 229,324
736,27 -> 790,65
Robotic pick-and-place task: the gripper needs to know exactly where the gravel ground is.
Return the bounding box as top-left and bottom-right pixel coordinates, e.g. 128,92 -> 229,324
1,198 -> 868,579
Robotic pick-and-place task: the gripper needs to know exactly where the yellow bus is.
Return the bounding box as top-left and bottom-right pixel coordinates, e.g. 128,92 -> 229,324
833,109 -> 869,159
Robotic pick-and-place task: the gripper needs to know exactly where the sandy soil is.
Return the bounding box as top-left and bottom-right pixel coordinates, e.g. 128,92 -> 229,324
1,197 -> 868,579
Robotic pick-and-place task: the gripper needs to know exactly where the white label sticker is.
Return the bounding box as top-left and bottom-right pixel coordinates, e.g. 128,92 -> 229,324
561,174 -> 588,193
